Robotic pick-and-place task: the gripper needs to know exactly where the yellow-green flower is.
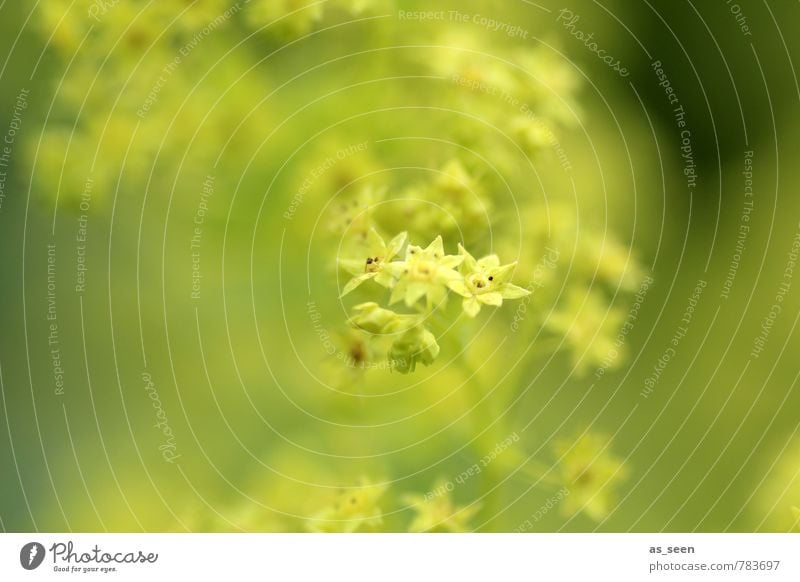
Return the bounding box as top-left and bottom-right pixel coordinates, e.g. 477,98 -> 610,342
433,160 -> 489,233
546,288 -> 626,374
306,477 -> 387,533
36,1 -> 88,55
154,1 -> 235,34
246,0 -> 324,38
447,244 -> 530,317
345,303 -> 440,372
320,328 -> 377,389
516,46 -> 582,127
404,481 -> 481,532
434,159 -> 478,200
377,161 -> 488,240
329,184 -> 384,238
430,31 -> 519,97
386,236 -> 463,309
346,302 -> 419,335
389,326 -> 440,374
585,235 -> 645,293
329,0 -> 393,15
511,115 -> 558,155
553,433 -> 628,522
339,229 -> 407,297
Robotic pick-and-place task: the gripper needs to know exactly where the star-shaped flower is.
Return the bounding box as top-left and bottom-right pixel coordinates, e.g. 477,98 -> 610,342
404,481 -> 481,532
339,228 -> 407,297
546,288 -> 626,375
306,477 -> 387,533
447,244 -> 530,317
553,433 -> 628,522
385,236 -> 464,309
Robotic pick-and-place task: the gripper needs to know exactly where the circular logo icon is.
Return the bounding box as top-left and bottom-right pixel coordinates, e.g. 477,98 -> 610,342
19,542 -> 45,570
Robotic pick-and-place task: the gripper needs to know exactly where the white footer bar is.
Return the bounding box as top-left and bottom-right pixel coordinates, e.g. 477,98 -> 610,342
1,533 -> 797,581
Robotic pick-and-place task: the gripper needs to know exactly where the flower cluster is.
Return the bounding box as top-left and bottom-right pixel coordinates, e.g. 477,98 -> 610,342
337,229 -> 530,373
30,0 -> 648,533
30,1 -> 276,210
322,159 -> 493,245
420,31 -> 582,158
306,477 -> 387,533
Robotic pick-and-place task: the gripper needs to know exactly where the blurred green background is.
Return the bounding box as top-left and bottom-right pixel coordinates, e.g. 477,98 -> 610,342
1,0 -> 799,532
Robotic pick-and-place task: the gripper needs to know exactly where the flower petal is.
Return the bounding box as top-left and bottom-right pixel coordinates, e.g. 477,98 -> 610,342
478,292 -> 503,306
500,283 -> 531,299
489,263 -> 516,285
384,261 -> 408,278
437,266 -> 463,283
386,231 -> 408,259
340,273 -> 376,297
425,235 -> 445,258
477,254 -> 500,269
374,270 -> 395,288
404,282 -> 428,306
405,244 -> 424,260
427,284 -> 447,309
366,227 -> 387,253
439,255 -> 465,269
389,281 -> 407,305
463,296 -> 481,317
447,279 -> 471,297
338,258 -> 365,277
457,243 -> 478,273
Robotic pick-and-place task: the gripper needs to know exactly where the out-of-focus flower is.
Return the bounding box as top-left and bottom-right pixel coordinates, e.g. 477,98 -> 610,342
306,477 -> 387,532
94,3 -> 172,61
36,0 -> 88,55
753,438 -> 800,531
430,31 -> 519,97
300,139 -> 379,202
448,244 -> 530,317
546,288 -> 626,375
338,328 -> 374,368
434,159 -> 478,200
246,0 -> 393,38
511,115 -> 559,156
319,328 -> 378,389
585,235 -> 644,293
339,229 -> 407,296
329,184 -> 384,238
376,160 -> 491,242
329,0 -> 393,15
433,159 -> 489,233
553,433 -> 628,522
386,236 -> 463,309
245,0 -> 324,38
404,481 -> 481,532
166,0 -> 234,33
516,46 -> 582,127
